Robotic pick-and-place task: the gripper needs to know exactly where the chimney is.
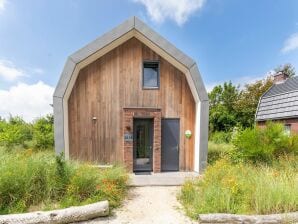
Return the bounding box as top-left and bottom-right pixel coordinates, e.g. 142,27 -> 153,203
273,72 -> 289,84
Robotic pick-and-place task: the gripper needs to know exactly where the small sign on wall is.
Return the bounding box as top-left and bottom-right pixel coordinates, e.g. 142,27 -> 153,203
185,130 -> 192,139
124,133 -> 133,142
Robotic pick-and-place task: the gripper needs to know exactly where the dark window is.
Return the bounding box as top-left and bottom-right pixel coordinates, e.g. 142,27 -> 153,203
143,61 -> 159,88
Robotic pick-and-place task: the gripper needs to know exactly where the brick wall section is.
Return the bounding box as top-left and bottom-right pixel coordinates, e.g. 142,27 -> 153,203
123,111 -> 134,172
123,108 -> 161,172
152,112 -> 161,172
257,118 -> 298,134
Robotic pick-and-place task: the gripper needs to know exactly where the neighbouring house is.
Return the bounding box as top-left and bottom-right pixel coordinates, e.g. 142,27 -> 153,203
53,17 -> 209,173
256,72 -> 298,134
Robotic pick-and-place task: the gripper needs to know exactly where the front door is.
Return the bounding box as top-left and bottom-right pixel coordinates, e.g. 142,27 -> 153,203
161,119 -> 180,171
133,119 -> 153,172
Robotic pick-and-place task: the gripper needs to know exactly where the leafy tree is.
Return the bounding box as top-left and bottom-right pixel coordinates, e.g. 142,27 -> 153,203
209,81 -> 239,132
274,63 -> 295,77
209,77 -> 274,133
234,77 -> 273,128
32,114 -> 54,150
0,116 -> 32,148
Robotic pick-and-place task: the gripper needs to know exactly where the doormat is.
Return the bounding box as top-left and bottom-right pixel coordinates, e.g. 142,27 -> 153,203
134,172 -> 151,175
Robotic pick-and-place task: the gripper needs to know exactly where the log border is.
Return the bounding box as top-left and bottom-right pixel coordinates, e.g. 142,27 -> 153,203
0,200 -> 109,224
198,212 -> 298,224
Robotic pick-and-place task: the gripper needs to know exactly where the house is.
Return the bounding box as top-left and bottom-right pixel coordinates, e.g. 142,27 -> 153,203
256,72 -> 298,134
53,17 -> 209,173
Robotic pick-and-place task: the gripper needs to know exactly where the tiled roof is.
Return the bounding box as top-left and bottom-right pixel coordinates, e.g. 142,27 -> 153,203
256,76 -> 298,121
263,76 -> 298,97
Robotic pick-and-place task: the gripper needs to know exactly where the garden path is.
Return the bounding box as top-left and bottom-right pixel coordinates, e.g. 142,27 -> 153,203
79,186 -> 195,224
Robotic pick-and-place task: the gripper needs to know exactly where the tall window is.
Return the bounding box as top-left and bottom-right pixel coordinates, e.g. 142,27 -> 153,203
143,61 -> 159,89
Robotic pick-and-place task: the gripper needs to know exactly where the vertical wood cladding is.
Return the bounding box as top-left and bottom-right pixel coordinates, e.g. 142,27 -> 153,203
68,38 -> 196,170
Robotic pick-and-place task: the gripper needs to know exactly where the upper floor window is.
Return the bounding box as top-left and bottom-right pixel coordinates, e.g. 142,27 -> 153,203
143,61 -> 159,89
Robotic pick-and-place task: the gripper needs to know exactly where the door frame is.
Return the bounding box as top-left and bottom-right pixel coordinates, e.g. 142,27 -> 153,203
161,118 -> 180,172
133,118 -> 154,172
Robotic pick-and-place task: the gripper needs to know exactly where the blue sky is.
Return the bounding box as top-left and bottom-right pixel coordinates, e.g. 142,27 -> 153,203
0,0 -> 298,121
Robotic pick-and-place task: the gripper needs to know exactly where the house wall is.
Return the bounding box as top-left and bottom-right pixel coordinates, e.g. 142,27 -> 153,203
68,38 -> 196,171
257,118 -> 298,133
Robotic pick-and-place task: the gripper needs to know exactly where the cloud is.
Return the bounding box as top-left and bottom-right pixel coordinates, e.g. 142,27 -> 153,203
281,32 -> 298,53
0,81 -> 54,122
31,68 -> 44,75
133,0 -> 205,26
0,60 -> 26,82
0,59 -> 45,82
0,0 -> 6,12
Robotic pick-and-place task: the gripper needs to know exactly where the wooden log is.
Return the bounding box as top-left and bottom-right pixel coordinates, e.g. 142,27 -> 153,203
198,212 -> 298,224
0,200 -> 109,224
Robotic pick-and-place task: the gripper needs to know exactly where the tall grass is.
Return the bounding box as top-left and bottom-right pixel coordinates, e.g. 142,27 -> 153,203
0,149 -> 128,214
179,158 -> 298,218
208,141 -> 233,164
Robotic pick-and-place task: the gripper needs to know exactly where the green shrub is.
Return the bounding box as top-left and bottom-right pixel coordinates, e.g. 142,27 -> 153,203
232,122 -> 298,163
32,115 -> 54,150
0,115 -> 54,151
0,117 -> 32,149
209,131 -> 232,143
179,158 -> 298,218
0,149 -> 128,214
208,141 -> 233,164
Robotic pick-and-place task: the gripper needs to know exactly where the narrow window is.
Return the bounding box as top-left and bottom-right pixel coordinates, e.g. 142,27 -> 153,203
284,124 -> 291,136
143,61 -> 159,89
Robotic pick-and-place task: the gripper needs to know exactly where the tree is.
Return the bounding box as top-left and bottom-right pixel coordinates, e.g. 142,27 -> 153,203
209,81 -> 239,132
32,114 -> 54,150
274,63 -> 295,77
0,116 -> 33,148
234,77 -> 273,128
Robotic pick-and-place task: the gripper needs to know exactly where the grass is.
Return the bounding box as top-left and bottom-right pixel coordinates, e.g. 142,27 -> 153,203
0,148 -> 128,214
179,156 -> 298,218
182,125 -> 298,218
208,141 -> 233,164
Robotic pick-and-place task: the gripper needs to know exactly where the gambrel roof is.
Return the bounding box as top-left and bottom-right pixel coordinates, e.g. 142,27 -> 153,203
53,16 -> 209,173
256,76 -> 298,121
54,16 -> 208,101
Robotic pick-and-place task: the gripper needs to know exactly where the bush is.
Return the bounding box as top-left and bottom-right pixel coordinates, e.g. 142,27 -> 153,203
0,116 -> 32,149
0,149 -> 128,214
209,131 -> 232,144
208,141 -> 233,164
32,115 -> 54,150
179,158 -> 298,218
232,122 -> 298,163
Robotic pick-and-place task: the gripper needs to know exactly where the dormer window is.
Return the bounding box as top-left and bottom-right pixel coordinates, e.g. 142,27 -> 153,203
143,61 -> 159,89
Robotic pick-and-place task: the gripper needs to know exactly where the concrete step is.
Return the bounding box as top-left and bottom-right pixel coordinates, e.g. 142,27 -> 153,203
129,172 -> 200,186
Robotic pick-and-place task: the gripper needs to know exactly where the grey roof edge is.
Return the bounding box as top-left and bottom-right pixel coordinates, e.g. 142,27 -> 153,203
255,83 -> 275,121
134,17 -> 196,69
53,57 -> 76,98
53,16 -> 208,102
189,64 -> 208,101
70,17 -> 135,63
256,114 -> 298,121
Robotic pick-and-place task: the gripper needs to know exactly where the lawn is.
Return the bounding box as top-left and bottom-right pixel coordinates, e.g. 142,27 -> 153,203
0,148 -> 128,214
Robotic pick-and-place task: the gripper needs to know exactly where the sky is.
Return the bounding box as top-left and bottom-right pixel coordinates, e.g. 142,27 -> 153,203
0,0 -> 298,121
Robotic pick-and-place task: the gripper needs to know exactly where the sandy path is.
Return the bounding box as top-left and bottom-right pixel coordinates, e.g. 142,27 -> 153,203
80,186 -> 195,224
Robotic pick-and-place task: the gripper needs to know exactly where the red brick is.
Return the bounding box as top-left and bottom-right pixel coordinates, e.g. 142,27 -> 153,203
122,108 -> 161,172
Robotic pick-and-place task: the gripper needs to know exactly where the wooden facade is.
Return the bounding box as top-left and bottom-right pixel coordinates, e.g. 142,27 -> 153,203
68,38 -> 196,171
